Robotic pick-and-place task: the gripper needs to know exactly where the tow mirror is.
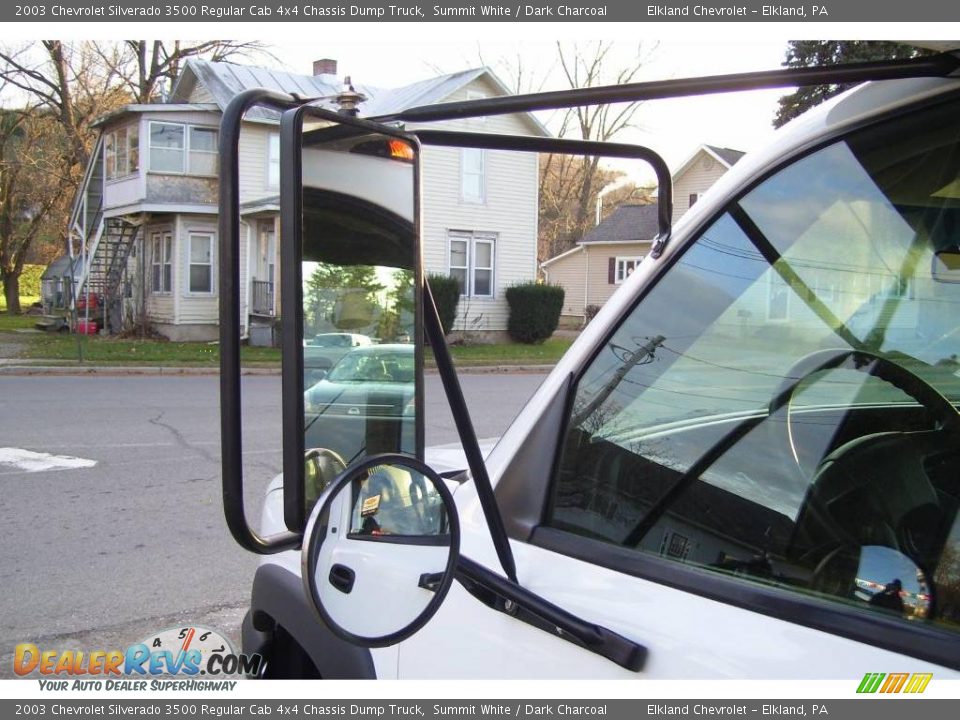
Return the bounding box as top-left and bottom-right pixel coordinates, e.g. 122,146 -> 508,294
280,107 -> 424,535
301,454 -> 459,646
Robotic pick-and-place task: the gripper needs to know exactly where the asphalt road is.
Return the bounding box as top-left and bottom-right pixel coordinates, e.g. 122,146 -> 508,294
0,371 -> 546,676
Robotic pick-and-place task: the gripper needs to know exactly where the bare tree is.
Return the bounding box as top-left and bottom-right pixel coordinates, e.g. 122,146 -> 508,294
543,42 -> 656,259
539,156 -> 650,261
462,42 -> 655,262
0,106 -> 70,313
0,42 -> 127,170
95,40 -> 273,103
0,41 -> 272,311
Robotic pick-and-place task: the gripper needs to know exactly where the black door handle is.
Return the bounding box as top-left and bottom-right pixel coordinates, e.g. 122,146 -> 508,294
329,564 -> 356,594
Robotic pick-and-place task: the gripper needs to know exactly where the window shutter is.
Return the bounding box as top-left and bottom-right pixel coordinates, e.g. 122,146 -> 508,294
608,257 -> 616,284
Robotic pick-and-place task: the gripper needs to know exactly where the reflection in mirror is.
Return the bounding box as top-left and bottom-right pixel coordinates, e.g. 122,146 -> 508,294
298,126 -> 419,519
932,250 -> 960,283
304,457 -> 458,645
348,463 -> 450,539
855,545 -> 931,619
304,447 -> 346,513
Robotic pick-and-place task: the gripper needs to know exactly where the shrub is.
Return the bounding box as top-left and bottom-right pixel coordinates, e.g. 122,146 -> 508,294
426,274 -> 461,335
506,282 -> 565,344
584,304 -> 602,325
18,264 -> 44,297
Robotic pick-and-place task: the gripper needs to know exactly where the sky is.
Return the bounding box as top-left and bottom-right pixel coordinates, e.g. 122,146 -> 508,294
265,38 -> 790,183
8,24 -> 956,185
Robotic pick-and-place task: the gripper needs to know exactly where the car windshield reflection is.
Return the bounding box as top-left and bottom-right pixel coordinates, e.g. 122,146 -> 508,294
322,345 -> 415,384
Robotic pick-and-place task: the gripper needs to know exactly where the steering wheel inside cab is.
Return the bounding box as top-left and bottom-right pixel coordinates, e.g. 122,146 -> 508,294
771,349 -> 960,610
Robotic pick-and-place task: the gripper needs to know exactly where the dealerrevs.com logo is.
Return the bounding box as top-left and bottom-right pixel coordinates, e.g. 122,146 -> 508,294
856,672 -> 933,694
14,626 -> 262,690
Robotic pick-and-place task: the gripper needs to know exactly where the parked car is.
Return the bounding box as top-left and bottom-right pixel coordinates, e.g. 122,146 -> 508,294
303,333 -> 373,385
304,344 -> 416,466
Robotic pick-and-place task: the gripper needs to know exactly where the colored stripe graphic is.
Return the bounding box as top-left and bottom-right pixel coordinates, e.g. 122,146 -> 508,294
904,673 -> 933,694
880,673 -> 909,693
857,673 -> 885,693
856,672 -> 932,694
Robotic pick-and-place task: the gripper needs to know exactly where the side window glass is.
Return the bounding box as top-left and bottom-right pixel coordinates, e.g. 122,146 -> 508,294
547,98 -> 960,638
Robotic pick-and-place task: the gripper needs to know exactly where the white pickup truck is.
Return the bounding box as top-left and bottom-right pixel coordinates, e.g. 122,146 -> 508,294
217,52 -> 960,679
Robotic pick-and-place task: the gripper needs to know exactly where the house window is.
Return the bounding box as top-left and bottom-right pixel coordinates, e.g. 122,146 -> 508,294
448,231 -> 496,297
461,148 -> 485,203
104,126 -> 140,180
188,232 -> 214,294
814,275 -> 838,304
149,122 -> 218,175
267,132 -> 280,188
615,256 -> 644,284
150,122 -> 184,173
151,232 -> 172,294
867,271 -> 910,301
767,273 -> 789,320
665,532 -> 691,561
689,193 -> 700,207
189,127 -> 218,176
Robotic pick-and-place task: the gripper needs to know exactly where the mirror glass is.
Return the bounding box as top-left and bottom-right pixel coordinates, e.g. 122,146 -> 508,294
298,125 -> 419,514
303,457 -> 458,645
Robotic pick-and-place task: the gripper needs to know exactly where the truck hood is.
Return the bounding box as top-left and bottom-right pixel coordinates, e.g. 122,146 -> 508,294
263,437 -> 500,497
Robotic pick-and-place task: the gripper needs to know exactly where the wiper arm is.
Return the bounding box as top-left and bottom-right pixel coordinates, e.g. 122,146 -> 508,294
729,206 -> 864,352
454,555 -> 646,672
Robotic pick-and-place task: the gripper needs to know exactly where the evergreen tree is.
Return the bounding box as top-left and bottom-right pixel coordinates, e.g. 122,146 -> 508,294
774,41 -> 933,128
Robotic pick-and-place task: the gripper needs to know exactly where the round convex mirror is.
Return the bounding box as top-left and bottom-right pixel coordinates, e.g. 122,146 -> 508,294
301,453 -> 460,647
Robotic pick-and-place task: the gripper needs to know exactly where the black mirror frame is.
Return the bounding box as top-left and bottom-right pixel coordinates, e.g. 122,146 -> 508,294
301,453 -> 460,648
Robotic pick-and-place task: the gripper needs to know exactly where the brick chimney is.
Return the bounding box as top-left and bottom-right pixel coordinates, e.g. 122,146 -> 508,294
313,59 -> 337,76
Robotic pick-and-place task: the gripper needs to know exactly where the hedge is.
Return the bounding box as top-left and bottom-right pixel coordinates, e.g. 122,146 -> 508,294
426,274 -> 461,335
505,282 -> 565,344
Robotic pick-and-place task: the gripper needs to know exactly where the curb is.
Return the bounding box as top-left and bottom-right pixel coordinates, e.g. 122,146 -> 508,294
0,364 -> 270,376
0,363 -> 555,377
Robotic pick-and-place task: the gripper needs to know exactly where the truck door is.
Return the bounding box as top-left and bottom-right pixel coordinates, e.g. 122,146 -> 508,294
398,94 -> 960,678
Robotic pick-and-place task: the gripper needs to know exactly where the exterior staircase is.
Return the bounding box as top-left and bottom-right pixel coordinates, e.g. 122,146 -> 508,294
78,217 -> 142,333
41,134 -> 143,334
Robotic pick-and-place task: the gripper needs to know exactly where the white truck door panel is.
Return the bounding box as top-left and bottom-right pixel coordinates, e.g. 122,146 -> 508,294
396,536 -> 952,679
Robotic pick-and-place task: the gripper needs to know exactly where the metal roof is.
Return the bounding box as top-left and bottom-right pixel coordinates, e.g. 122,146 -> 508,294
172,60 -> 547,135
174,59 -> 349,121
91,103 -> 220,128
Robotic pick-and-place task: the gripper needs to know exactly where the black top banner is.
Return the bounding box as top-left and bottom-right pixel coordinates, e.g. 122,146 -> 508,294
6,0 -> 960,22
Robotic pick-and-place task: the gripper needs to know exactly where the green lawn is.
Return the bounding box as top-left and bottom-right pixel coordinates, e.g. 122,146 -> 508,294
14,334 -> 573,368
3,288 -> 574,367
0,313 -> 40,331
19,334 -> 282,365
443,337 -> 574,367
0,295 -> 41,330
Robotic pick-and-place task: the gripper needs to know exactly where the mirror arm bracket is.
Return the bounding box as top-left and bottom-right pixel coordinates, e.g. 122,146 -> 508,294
423,282 -> 519,584
455,556 -> 647,672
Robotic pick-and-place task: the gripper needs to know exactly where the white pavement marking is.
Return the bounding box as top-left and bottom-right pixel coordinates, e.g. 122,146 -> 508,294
0,447 -> 97,473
